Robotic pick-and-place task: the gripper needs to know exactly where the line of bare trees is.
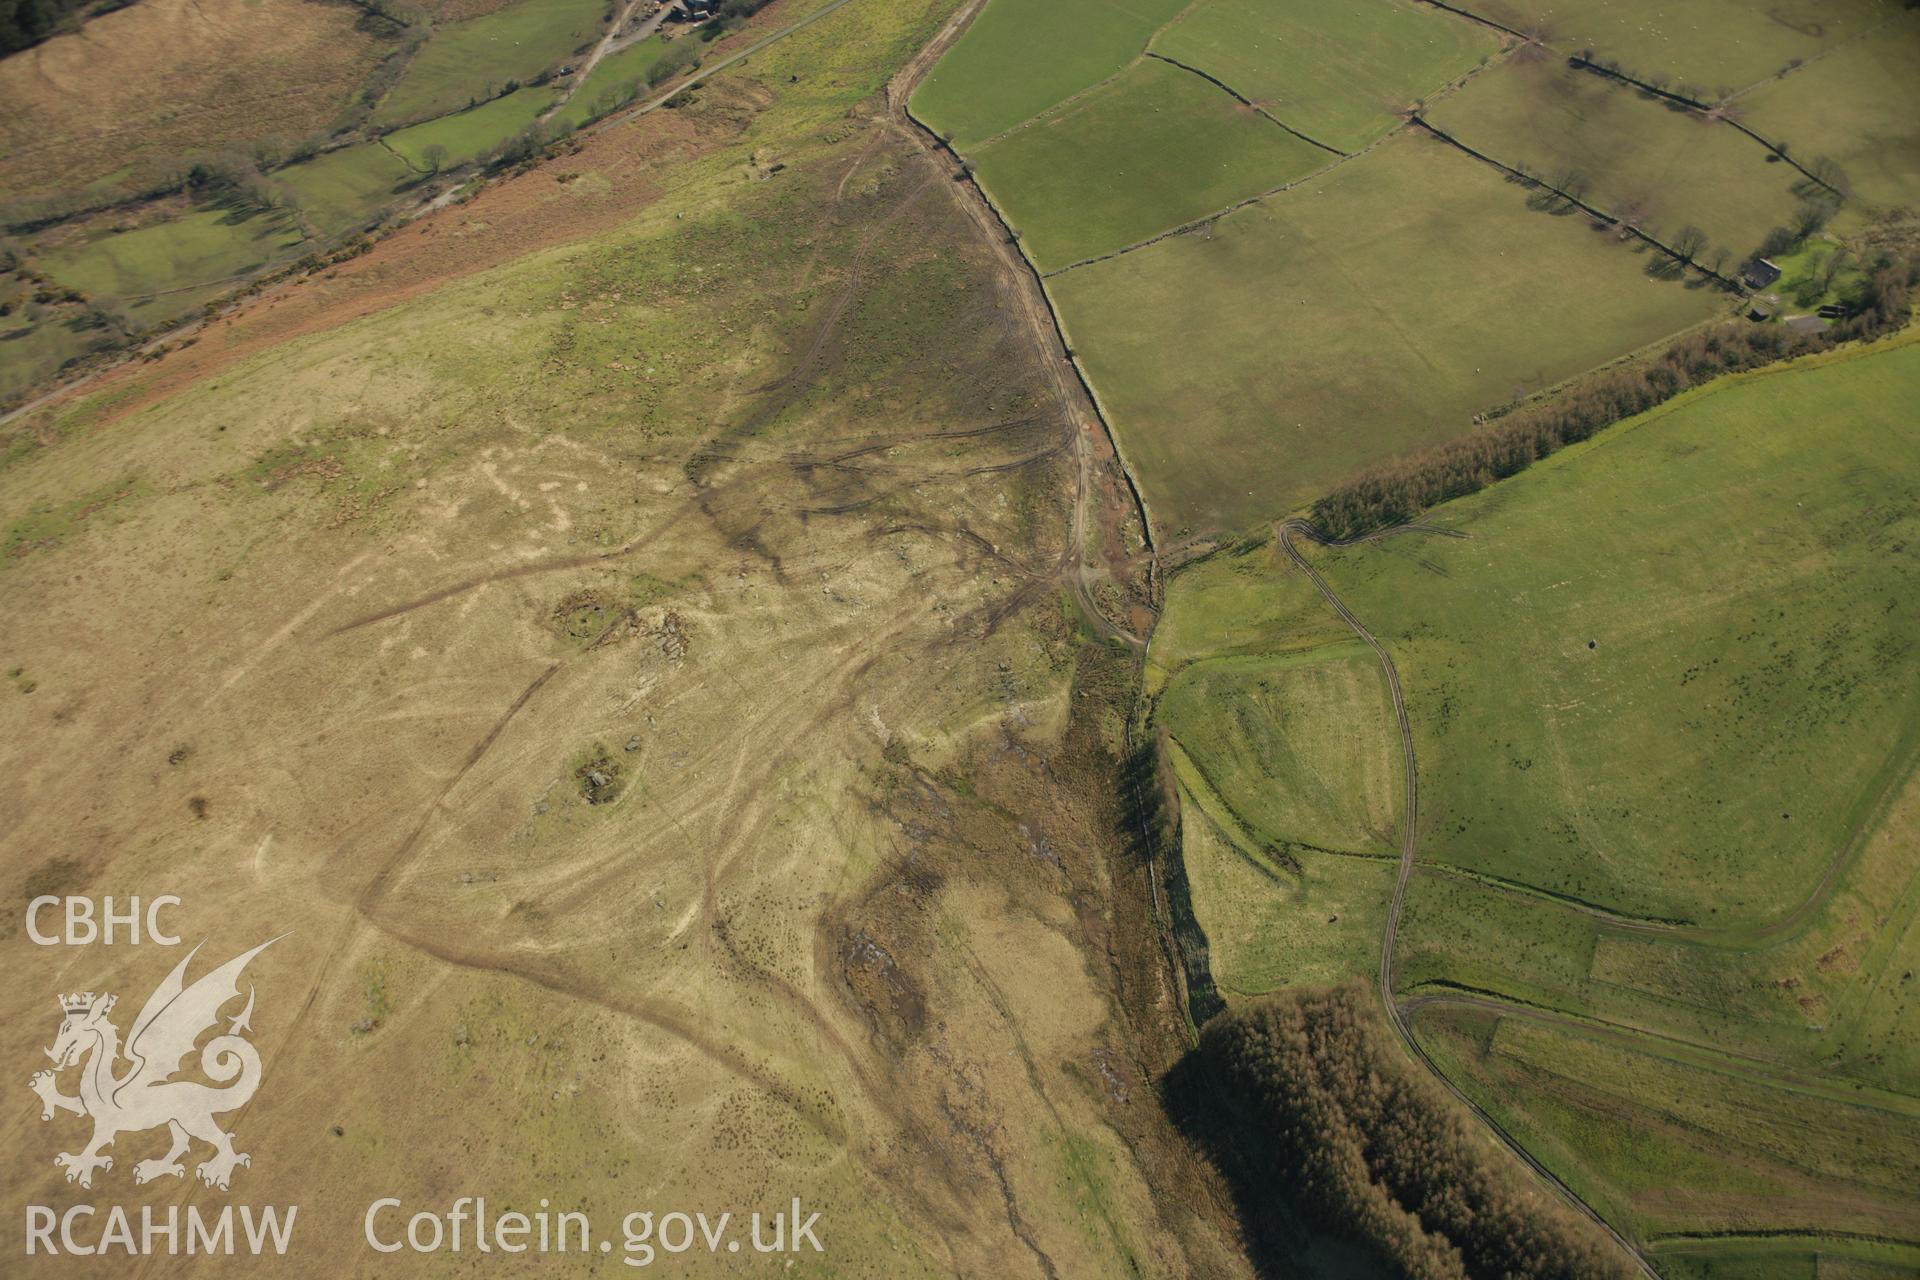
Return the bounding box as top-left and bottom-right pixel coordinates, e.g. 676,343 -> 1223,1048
1168,983 -> 1635,1279
1311,255 -> 1916,541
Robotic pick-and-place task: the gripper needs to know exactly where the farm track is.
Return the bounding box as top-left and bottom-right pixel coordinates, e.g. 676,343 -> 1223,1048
593,0 -> 867,133
539,0 -> 651,125
1277,518 -> 1661,1280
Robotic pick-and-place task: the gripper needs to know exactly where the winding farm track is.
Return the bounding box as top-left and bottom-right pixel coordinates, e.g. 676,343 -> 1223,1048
1278,518 -> 1661,1280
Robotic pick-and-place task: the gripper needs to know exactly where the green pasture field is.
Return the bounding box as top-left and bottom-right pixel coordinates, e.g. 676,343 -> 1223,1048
1151,0 -> 1499,154
1459,0 -> 1892,97
1414,1005 -> 1920,1244
1149,339 -> 1920,1240
374,0 -> 610,126
1297,336 -> 1920,925
1050,130 -> 1724,537
1159,645 -> 1400,857
970,60 -> 1331,271
279,143 -> 419,237
384,86 -> 557,169
1738,10 -> 1920,217
907,0 -> 1187,149
38,208 -> 304,303
1176,777 -> 1395,996
1145,537 -> 1339,687
1427,53 -> 1803,262
551,35 -> 672,130
1393,774 -> 1920,1087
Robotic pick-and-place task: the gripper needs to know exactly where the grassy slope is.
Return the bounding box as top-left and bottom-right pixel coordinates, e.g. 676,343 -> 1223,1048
0,0 -> 388,199
1177,792 -> 1395,996
907,0 -> 1187,149
1051,130 -> 1724,538
1427,52 -> 1804,261
1159,646 -> 1400,857
1312,337 -> 1920,923
38,208 -> 306,302
1152,0 -> 1499,154
970,59 -> 1331,271
1416,1006 -> 1920,1247
374,0 -> 610,126
1151,335 -> 1920,1252
277,144 -> 419,237
0,316 -> 95,403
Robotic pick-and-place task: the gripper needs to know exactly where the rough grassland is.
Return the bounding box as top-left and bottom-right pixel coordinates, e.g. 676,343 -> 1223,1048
1152,0 -> 1500,154
1050,130 -> 1724,537
1305,337 -> 1920,924
970,60 -> 1331,272
384,86 -> 559,169
374,0 -> 610,126
907,0 -> 1187,149
1461,0 -> 1893,95
0,0 -> 388,199
1427,52 -> 1804,261
0,0 -> 1243,1272
1738,11 -> 1920,217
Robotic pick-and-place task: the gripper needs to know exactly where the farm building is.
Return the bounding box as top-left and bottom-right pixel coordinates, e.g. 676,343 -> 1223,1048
1743,257 -> 1783,289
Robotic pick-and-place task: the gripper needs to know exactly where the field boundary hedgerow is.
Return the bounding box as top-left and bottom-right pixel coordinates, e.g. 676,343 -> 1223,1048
1142,51 -> 1348,157
1563,56 -> 1848,200
1406,116 -> 1741,288
1311,276 -> 1917,540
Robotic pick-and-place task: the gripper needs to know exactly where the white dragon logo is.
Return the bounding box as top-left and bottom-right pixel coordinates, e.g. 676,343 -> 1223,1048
28,937 -> 281,1191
